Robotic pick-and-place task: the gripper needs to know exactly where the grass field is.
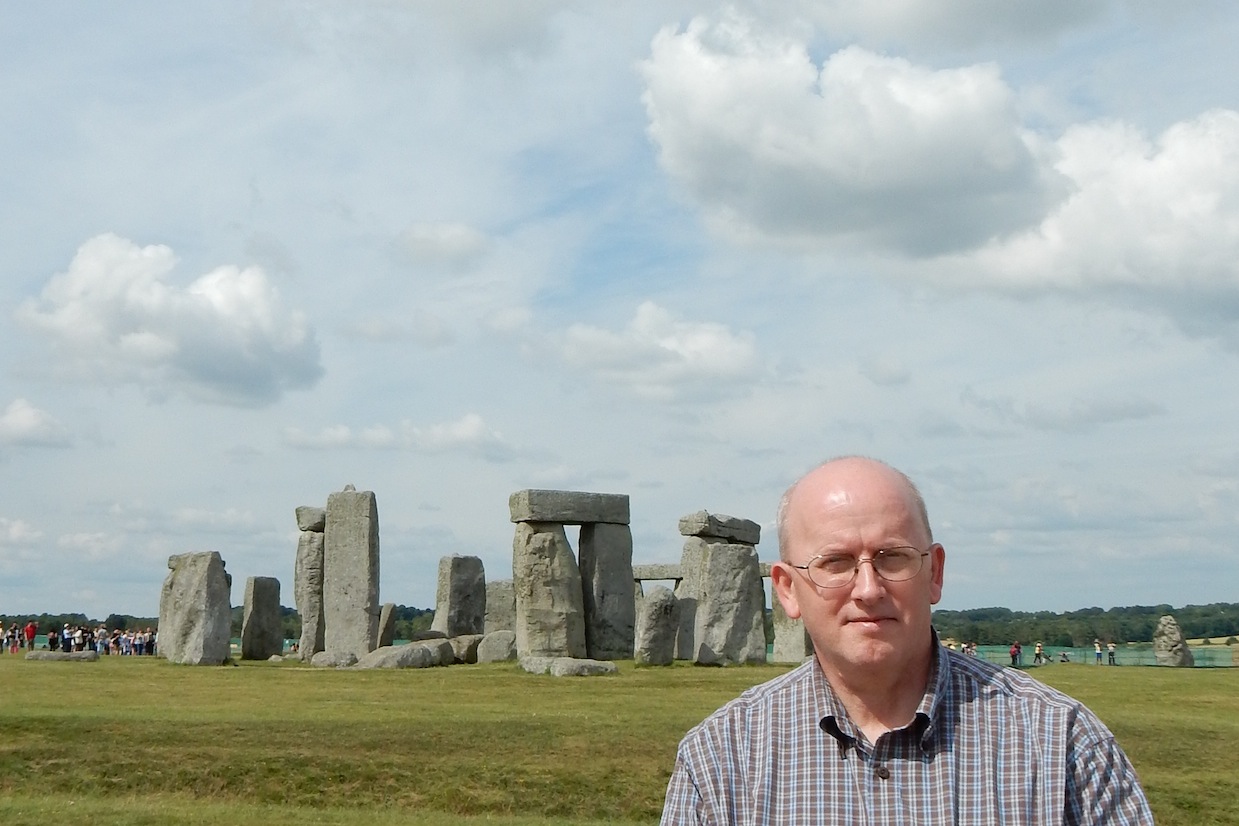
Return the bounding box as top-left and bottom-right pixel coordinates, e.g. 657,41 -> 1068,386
0,655 -> 1235,824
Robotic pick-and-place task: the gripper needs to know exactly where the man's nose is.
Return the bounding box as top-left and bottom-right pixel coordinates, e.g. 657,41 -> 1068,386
850,558 -> 886,599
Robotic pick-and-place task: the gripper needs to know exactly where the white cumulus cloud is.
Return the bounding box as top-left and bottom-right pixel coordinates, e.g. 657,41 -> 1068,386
17,233 -> 323,406
641,16 -> 1058,254
0,398 -> 70,446
560,301 -> 759,400
284,413 -> 514,460
0,517 -> 43,545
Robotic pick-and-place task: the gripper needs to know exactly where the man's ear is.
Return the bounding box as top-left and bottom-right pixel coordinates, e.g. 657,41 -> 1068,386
770,561 -> 802,620
928,543 -> 945,605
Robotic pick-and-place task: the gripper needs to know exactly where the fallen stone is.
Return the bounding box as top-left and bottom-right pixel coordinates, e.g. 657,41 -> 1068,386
159,551 -> 233,665
484,579 -> 516,634
354,641 -> 448,669
324,486 -> 380,658
448,634 -> 485,664
579,522 -> 635,660
296,506 -> 326,533
677,511 -> 761,545
512,522 -> 586,658
241,576 -> 283,661
509,489 -> 630,525
311,650 -> 358,668
294,530 -> 325,662
26,650 -> 99,662
477,630 -> 517,663
268,654 -> 284,662
410,629 -> 448,641
1153,615 -> 1195,666
520,656 -> 620,676
634,585 -> 680,666
431,555 -> 486,637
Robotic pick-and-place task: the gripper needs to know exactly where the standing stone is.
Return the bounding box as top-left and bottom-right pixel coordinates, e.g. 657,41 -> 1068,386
772,591 -> 812,663
634,585 -> 680,666
324,485 -> 380,658
512,522 -> 586,658
430,555 -> 486,637
158,551 -> 233,665
674,537 -> 709,660
484,579 -> 516,634
294,529 -> 326,661
692,541 -> 767,665
579,523 -> 636,660
241,576 -> 283,660
378,602 -> 397,647
1153,615 -> 1195,666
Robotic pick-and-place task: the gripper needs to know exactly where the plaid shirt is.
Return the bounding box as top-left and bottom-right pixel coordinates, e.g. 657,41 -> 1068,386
661,642 -> 1153,824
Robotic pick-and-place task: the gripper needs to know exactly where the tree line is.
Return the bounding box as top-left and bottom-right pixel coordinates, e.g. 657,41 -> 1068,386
931,602 -> 1239,647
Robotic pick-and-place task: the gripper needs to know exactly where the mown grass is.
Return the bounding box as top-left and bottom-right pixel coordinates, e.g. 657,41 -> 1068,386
0,656 -> 1235,824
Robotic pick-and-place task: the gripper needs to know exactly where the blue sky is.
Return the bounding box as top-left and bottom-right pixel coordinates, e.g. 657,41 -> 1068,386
2,2 -> 1238,619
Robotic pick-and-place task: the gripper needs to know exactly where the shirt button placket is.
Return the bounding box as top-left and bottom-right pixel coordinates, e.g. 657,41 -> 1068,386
874,764 -> 891,780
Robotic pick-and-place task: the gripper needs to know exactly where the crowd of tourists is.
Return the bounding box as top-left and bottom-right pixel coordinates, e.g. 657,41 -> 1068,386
2,621 -> 156,656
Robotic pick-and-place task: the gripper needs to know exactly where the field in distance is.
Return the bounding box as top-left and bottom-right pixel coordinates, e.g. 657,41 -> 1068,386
0,656 -> 1235,825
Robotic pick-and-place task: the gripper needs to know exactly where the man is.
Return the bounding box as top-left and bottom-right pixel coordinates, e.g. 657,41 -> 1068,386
661,456 -> 1152,824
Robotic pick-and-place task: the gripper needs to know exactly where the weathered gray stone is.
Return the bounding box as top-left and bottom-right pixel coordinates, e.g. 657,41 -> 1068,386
410,629 -> 448,641
158,551 -> 233,665
241,576 -> 283,661
632,563 -> 682,581
674,537 -> 708,660
378,602 -> 397,647
294,531 -> 325,662
296,506 -> 326,532
509,489 -> 630,525
324,486 -> 380,658
26,650 -> 99,662
448,634 -> 485,664
477,630 -> 518,663
634,585 -> 680,666
311,650 -> 358,668
512,522 -> 587,658
691,539 -> 767,666
1153,615 -> 1195,666
268,654 -> 284,662
518,655 -> 617,676
431,555 -> 486,637
518,655 -> 558,674
354,641 -> 448,669
579,522 -> 636,660
678,511 -> 761,545
484,579 -> 516,634
772,591 -> 812,664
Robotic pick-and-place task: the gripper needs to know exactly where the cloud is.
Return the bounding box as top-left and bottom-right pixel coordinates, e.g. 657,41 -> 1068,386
936,110 -> 1239,340
398,222 -> 491,270
961,387 -> 1165,433
559,301 -> 759,400
641,16 -> 1059,254
0,517 -> 43,545
0,398 -> 70,446
284,413 -> 514,460
858,356 -> 911,387
16,233 -> 323,406
57,531 -> 124,560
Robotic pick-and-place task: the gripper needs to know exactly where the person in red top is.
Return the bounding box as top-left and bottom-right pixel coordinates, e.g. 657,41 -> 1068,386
23,620 -> 37,651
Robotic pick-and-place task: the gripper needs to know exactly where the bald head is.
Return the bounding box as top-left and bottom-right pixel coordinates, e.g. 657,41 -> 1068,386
776,456 -> 932,560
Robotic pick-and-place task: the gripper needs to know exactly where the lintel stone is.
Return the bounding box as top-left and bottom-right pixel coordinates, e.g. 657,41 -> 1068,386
632,563 -> 683,581
678,511 -> 760,545
509,489 -> 630,525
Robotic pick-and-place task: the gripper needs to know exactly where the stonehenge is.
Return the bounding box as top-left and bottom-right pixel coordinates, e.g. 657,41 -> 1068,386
324,485 -> 381,658
294,507 -> 326,661
431,555 -> 486,637
241,576 -> 283,660
1153,615 -> 1195,666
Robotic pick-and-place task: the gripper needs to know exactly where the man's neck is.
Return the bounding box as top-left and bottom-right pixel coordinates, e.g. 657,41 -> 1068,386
818,643 -> 935,745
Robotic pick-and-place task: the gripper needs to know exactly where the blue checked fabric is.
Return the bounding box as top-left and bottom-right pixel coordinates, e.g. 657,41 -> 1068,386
660,643 -> 1153,825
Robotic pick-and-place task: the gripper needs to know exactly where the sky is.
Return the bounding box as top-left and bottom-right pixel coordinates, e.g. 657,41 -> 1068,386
2,1 -> 1238,620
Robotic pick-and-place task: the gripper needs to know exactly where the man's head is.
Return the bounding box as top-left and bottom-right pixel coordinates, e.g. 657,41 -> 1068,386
770,456 -> 945,686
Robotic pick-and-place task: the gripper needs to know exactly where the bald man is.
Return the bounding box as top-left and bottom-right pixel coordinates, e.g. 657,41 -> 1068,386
660,457 -> 1152,825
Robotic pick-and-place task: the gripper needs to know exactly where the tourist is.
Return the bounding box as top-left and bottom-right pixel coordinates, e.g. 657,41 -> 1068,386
1009,639 -> 1022,667
1094,638 -> 1103,665
1033,640 -> 1045,665
23,619 -> 37,651
660,456 -> 1152,823
1108,641 -> 1117,666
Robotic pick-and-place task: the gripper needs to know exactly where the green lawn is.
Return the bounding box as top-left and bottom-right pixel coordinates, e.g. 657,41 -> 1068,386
0,656 -> 1234,824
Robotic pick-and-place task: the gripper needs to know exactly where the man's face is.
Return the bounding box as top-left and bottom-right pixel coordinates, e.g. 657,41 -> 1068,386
771,459 -> 945,682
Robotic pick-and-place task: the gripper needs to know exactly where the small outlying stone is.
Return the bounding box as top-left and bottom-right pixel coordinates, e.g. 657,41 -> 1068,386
477,630 -> 517,663
26,650 -> 100,662
1153,615 -> 1195,667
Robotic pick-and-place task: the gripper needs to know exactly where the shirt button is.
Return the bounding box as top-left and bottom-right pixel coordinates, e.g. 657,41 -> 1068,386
875,765 -> 890,780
